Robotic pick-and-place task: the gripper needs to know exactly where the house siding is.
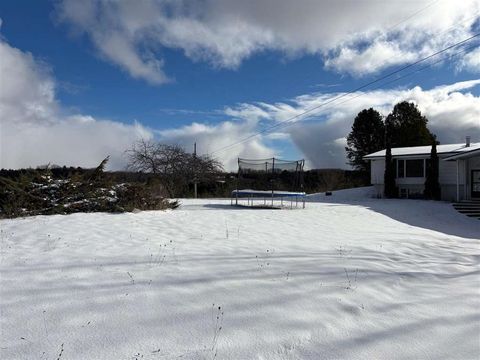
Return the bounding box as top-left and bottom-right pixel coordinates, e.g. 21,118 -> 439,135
370,159 -> 385,185
365,140 -> 480,201
442,184 -> 465,202
367,154 -> 480,201
439,158 -> 465,185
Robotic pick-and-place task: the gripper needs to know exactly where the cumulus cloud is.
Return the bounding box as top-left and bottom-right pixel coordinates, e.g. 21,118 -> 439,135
1,33 -> 479,172
54,0 -> 170,84
158,80 -> 479,170
55,0 -> 480,83
0,36 -> 273,171
287,82 -> 480,168
457,47 -> 480,73
158,121 -> 275,170
0,38 -> 152,170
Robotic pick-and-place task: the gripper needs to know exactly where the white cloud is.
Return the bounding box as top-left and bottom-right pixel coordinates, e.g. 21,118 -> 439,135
163,80 -> 479,170
457,48 -> 480,73
55,0 -> 480,83
0,38 -> 152,170
324,40 -> 418,76
54,0 -> 170,84
1,35 -> 479,172
0,36 -> 273,171
158,121 -> 274,171
0,41 -> 57,125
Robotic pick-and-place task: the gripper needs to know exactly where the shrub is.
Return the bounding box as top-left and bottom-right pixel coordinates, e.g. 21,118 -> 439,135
0,158 -> 178,219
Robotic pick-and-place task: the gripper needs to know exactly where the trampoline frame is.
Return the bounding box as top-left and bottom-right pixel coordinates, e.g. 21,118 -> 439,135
231,189 -> 305,209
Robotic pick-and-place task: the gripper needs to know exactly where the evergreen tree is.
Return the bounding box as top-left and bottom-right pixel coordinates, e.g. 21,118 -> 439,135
385,101 -> 435,148
384,143 -> 397,198
346,108 -> 385,172
424,142 -> 441,200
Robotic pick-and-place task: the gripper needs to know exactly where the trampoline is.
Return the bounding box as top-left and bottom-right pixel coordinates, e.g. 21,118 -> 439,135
231,158 -> 305,209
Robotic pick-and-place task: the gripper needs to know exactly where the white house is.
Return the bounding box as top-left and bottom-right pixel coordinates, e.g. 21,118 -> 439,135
364,137 -> 480,202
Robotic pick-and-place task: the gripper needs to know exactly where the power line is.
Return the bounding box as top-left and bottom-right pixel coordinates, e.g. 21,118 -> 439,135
210,32 -> 480,156
269,43 -> 479,135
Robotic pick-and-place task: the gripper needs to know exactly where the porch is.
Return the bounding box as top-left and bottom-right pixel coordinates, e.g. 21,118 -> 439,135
443,148 -> 480,202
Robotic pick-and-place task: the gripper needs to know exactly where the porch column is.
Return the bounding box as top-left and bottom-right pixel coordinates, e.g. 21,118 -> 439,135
456,160 -> 460,202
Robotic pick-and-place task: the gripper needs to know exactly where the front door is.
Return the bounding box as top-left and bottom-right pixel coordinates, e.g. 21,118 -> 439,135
472,170 -> 480,198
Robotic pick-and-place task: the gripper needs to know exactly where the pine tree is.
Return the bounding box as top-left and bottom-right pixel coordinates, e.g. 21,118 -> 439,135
424,142 -> 441,200
384,143 -> 397,198
385,101 -> 435,148
345,108 -> 385,173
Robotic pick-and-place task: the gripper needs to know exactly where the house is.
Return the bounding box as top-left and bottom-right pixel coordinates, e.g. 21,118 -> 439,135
364,137 -> 480,202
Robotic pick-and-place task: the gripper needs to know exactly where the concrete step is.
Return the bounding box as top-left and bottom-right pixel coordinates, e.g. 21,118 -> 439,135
453,203 -> 480,207
465,213 -> 480,218
454,206 -> 480,210
452,203 -> 480,220
453,204 -> 480,209
456,209 -> 480,214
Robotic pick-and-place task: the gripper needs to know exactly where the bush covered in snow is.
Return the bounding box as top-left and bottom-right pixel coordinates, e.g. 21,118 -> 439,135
0,158 -> 178,218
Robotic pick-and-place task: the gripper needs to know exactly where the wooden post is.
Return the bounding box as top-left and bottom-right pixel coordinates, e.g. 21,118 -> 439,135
193,142 -> 198,199
456,159 -> 460,202
235,158 -> 239,205
271,158 -> 275,206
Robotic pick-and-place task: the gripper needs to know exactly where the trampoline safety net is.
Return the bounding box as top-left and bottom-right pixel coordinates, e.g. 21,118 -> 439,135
232,157 -> 306,209
238,158 -> 304,173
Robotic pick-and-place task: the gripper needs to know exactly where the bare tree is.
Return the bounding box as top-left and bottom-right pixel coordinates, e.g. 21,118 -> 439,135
126,139 -> 223,197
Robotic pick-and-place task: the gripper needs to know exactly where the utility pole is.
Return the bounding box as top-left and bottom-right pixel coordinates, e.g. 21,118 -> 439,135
193,142 -> 198,199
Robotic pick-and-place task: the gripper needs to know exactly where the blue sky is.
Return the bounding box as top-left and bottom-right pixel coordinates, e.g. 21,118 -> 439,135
1,0 -> 479,170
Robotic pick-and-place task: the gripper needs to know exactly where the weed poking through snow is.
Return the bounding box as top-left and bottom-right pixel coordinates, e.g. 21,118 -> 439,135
344,268 -> 358,290
41,310 -> 52,346
127,272 -> 135,285
255,249 -> 274,271
336,245 -> 352,258
211,303 -> 224,358
148,240 -> 176,268
56,343 -> 64,360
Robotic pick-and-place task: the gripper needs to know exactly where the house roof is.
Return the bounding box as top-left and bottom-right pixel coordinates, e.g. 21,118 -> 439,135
364,142 -> 480,159
442,146 -> 480,161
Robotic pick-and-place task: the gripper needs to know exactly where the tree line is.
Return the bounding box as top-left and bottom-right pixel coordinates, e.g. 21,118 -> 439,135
346,100 -> 440,199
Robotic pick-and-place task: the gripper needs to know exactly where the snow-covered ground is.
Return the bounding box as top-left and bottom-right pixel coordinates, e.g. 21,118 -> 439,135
1,187 -> 479,359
